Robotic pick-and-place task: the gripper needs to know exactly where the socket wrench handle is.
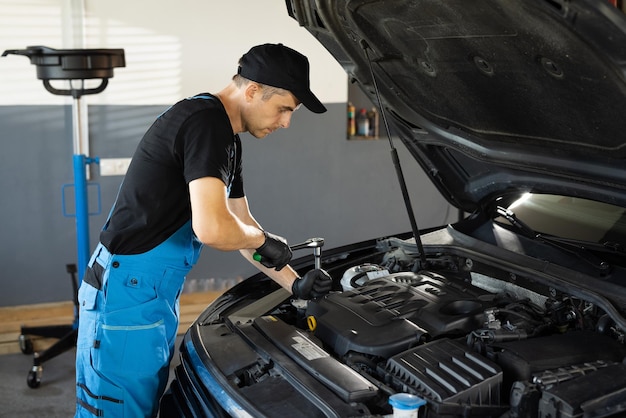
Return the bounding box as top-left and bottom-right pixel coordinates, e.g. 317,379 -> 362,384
290,237 -> 324,251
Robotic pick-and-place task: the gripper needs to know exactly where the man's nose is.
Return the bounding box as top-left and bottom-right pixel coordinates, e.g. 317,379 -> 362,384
279,113 -> 292,129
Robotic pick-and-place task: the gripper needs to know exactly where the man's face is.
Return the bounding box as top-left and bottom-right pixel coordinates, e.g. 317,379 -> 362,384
243,84 -> 301,138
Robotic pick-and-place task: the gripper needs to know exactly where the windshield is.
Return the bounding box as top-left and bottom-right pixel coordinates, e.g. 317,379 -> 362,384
505,193 -> 626,245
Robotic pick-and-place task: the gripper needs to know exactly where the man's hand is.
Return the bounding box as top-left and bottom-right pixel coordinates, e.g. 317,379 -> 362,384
291,269 -> 333,299
255,231 -> 292,271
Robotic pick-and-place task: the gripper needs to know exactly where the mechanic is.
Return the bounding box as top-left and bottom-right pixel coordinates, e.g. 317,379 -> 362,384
74,43 -> 333,418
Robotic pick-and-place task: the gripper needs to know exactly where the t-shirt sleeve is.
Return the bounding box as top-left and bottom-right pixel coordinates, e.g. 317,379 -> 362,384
177,109 -> 237,187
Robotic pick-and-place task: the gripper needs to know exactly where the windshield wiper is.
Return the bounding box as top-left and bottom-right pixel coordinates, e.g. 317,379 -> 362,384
495,206 -> 622,275
533,235 -> 626,256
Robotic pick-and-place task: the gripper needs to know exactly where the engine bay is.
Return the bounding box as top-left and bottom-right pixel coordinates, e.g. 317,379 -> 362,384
263,240 -> 626,417
300,268 -> 626,417
189,233 -> 626,417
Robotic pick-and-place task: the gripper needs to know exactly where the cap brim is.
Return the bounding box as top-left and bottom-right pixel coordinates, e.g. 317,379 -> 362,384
295,89 -> 327,114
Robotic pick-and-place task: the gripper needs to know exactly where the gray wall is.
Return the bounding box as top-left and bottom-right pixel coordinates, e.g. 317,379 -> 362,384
0,102 -> 455,307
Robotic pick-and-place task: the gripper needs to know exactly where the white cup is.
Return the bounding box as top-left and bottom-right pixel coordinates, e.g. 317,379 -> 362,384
389,393 -> 426,418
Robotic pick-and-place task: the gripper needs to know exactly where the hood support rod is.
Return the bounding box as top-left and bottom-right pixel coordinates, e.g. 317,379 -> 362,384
361,40 -> 428,267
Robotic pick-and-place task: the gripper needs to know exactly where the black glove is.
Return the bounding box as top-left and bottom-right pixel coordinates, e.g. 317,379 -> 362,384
255,230 -> 292,271
292,269 -> 333,300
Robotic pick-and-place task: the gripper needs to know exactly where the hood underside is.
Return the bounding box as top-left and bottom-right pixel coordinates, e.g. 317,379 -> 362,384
287,0 -> 626,211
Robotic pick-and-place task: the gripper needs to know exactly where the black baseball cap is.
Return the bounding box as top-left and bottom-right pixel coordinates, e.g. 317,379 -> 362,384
238,43 -> 327,114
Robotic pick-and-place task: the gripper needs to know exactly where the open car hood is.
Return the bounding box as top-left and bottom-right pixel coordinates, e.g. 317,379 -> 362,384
287,0 -> 626,212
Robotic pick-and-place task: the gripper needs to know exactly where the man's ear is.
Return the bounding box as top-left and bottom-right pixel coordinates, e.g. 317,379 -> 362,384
244,82 -> 259,103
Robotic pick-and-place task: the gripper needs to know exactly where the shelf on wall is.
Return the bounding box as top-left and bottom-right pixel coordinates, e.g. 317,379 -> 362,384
347,82 -> 380,140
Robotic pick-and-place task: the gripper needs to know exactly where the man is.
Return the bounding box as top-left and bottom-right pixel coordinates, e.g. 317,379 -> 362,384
75,43 -> 333,418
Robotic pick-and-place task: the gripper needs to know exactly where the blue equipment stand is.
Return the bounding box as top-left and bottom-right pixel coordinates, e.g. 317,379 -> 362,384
2,46 -> 125,388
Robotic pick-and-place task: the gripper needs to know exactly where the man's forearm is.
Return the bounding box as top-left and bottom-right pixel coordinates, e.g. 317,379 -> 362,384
240,248 -> 298,292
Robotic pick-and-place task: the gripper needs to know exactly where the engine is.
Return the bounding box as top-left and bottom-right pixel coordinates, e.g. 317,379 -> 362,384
302,263 -> 626,417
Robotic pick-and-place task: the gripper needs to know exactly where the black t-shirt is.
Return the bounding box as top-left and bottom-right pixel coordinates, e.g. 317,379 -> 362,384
100,94 -> 244,254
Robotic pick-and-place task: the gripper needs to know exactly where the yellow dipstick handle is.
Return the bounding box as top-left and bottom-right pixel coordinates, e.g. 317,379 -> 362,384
307,316 -> 317,331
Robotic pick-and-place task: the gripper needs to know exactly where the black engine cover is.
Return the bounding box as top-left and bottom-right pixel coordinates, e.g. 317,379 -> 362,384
306,271 -> 496,358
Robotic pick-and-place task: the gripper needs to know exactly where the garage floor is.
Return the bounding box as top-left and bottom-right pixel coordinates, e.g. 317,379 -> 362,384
0,336 -> 182,417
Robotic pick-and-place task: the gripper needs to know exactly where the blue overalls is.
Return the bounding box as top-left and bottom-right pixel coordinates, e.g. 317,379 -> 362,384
75,220 -> 202,417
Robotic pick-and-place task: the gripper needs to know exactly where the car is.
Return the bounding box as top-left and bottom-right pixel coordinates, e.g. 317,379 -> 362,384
159,1 -> 626,417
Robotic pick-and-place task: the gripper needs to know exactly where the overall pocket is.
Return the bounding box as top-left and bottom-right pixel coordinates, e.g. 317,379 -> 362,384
94,316 -> 168,376
102,267 -> 159,314
95,266 -> 171,376
77,280 -> 100,349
